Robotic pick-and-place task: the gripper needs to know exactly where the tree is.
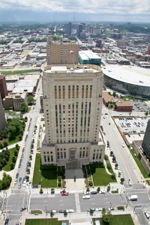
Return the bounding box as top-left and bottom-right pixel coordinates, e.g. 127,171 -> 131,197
0,142 -> 4,149
115,163 -> 118,169
40,188 -> 43,194
64,210 -> 68,216
97,187 -> 100,192
110,151 -> 113,156
51,188 -> 55,194
120,178 -> 125,184
111,173 -> 116,179
10,162 -> 14,170
102,211 -> 112,224
90,208 -> 94,215
3,141 -> 8,147
27,95 -> 35,106
20,102 -> 28,112
12,156 -> 16,163
113,91 -> 116,97
50,210 -> 54,217
16,144 -> 20,151
29,155 -> 32,160
145,111 -> 149,116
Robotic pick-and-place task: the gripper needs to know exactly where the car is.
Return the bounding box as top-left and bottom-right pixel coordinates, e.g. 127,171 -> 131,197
61,192 -> 68,196
87,208 -> 95,212
66,209 -> 74,213
82,195 -> 90,199
59,210 -> 64,213
14,179 -> 18,184
19,177 -> 22,183
91,191 -> 97,195
122,144 -> 125,148
51,210 -> 56,213
105,113 -> 108,115
145,212 -> 150,219
103,117 -> 105,119
108,207 -> 114,211
4,218 -> 9,225
108,122 -> 111,125
98,208 -> 102,211
84,191 -> 90,195
18,184 -> 21,189
95,208 -> 99,212
16,173 -> 19,178
128,179 -> 132,186
20,206 -> 26,212
100,190 -> 106,194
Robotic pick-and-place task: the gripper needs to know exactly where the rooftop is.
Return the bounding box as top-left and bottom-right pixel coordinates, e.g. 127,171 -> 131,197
103,65 -> 150,87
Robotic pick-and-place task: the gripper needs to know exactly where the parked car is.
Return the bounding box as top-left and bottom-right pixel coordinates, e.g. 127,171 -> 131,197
82,195 -> 90,199
61,192 -> 68,196
66,209 -> 74,213
91,191 -> 97,195
87,208 -> 95,212
59,210 -> 64,213
4,218 -> 9,225
128,179 -> 132,186
20,206 -> 26,212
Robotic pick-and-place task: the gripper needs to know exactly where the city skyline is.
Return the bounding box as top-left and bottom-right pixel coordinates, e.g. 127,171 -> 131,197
0,0 -> 150,23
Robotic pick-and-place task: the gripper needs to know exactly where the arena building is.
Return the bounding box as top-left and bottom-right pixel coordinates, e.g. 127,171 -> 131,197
103,65 -> 150,98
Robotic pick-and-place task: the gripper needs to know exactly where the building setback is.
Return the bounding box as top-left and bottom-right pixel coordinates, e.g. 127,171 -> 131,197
41,64 -> 105,168
46,36 -> 79,65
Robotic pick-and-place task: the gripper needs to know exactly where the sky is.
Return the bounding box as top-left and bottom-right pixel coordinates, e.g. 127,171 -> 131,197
0,0 -> 150,23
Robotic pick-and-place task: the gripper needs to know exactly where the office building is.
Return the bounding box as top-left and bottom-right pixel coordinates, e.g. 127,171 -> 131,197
148,46 -> 150,55
77,24 -> 83,37
41,64 -> 105,168
0,75 -> 8,99
0,93 -> 6,132
46,36 -> 79,65
142,120 -> 150,160
65,23 -> 72,36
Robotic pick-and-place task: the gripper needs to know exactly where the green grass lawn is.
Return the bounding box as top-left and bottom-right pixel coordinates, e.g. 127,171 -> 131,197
105,157 -> 114,174
130,150 -> 150,178
3,147 -> 16,171
93,214 -> 134,225
92,167 -> 116,186
25,218 -> 62,225
0,69 -> 39,75
7,124 -> 24,145
32,154 -> 57,188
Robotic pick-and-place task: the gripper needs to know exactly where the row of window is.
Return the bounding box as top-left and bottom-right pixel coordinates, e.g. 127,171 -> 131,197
54,85 -> 92,99
44,155 -> 53,163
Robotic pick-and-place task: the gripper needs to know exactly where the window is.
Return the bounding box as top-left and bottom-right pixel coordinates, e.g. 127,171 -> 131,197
72,85 -> 75,98
55,86 -> 57,99
68,86 -> 70,98
63,86 -> 65,99
86,151 -> 88,157
82,85 -> 84,98
80,151 -> 82,158
86,85 -> 88,98
64,152 -> 66,159
44,155 -> 46,162
48,155 -> 50,162
51,155 -> 53,162
93,153 -> 95,160
76,85 -> 79,98
90,85 -> 92,98
59,86 -> 61,99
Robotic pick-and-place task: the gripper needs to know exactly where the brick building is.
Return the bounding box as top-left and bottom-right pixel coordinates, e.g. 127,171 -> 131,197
0,75 -> 8,99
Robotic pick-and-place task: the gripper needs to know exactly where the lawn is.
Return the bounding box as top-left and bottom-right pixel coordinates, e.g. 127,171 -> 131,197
32,154 -> 57,188
0,69 -> 39,75
7,124 -> 24,145
130,149 -> 150,178
25,218 -> 62,225
92,167 -> 116,186
3,147 -> 16,171
93,214 -> 134,225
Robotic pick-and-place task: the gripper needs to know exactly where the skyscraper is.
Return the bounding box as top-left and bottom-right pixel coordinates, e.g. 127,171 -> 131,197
41,64 -> 105,168
0,75 -> 8,99
46,36 -> 79,65
65,23 -> 72,36
77,24 -> 83,37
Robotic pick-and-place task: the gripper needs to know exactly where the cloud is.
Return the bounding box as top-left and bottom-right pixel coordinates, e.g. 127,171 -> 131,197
0,0 -> 150,22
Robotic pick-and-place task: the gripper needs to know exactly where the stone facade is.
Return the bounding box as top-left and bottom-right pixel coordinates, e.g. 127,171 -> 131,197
0,94 -> 6,132
41,64 -> 105,167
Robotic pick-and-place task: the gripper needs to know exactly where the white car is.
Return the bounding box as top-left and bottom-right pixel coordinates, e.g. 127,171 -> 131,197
122,144 -> 125,148
98,208 -> 102,211
99,190 -> 106,194
82,195 -> 90,199
128,179 -> 132,186
84,191 -> 90,195
66,209 -> 74,213
52,210 -> 56,214
145,212 -> 150,219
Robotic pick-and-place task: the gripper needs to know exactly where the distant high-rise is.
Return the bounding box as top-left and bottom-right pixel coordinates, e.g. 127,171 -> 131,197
142,120 -> 150,160
65,23 -> 72,36
147,46 -> 150,55
0,75 -> 8,99
46,36 -> 79,65
0,93 -> 6,132
77,24 -> 83,37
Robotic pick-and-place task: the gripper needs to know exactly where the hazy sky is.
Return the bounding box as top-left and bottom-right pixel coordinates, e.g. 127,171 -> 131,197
0,0 -> 150,22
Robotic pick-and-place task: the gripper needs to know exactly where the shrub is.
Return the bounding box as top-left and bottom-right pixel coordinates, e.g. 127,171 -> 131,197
111,173 -> 116,179
3,141 -> 8,147
89,181 -> 93,186
104,155 -> 108,160
0,142 -> 4,149
97,187 -> 100,192
107,163 -> 111,170
64,210 -> 67,216
40,188 -> 43,194
26,176 -> 29,182
58,181 -> 61,187
50,210 -> 54,217
12,156 -> 16,163
14,150 -> 18,156
58,176 -> 61,182
10,162 -> 14,170
51,188 -> 55,194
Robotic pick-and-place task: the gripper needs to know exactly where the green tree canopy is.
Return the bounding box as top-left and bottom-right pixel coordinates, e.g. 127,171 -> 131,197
20,102 -> 28,112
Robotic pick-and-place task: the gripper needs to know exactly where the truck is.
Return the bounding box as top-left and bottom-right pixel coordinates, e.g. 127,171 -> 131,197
128,195 -> 138,201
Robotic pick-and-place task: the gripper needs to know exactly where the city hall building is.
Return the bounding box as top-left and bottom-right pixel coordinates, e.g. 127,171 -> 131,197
41,64 -> 105,168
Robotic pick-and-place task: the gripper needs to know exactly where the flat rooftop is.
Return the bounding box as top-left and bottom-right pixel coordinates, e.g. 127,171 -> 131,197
103,65 -> 150,87
44,65 -> 101,74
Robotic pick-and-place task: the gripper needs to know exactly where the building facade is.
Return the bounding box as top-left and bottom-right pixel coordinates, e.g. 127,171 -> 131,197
46,36 -> 79,65
0,93 -> 6,132
0,75 -> 8,99
41,64 -> 105,168
142,120 -> 150,160
65,23 -> 72,36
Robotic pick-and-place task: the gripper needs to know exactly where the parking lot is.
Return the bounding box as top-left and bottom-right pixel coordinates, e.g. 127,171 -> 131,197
130,100 -> 150,112
114,117 -> 149,134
